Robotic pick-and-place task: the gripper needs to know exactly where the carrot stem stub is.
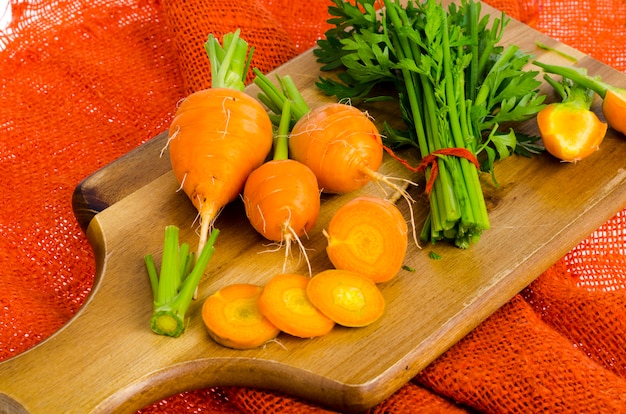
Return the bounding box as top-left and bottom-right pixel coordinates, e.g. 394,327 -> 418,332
306,269 -> 385,328
258,273 -> 335,338
144,226 -> 220,337
202,283 -> 280,349
325,196 -> 408,283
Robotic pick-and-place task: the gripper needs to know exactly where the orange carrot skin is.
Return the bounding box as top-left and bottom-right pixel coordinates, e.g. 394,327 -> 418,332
326,196 -> 408,283
202,283 -> 280,349
258,273 -> 335,338
603,89 -> 626,136
243,159 -> 320,241
306,269 -> 385,328
168,88 -> 274,217
537,102 -> 607,162
288,103 -> 383,194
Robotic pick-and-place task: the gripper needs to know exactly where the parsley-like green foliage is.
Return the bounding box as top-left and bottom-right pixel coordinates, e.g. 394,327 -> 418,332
314,0 -> 546,248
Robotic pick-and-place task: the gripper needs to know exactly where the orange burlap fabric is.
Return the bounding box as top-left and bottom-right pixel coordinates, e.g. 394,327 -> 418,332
1,0 -> 625,412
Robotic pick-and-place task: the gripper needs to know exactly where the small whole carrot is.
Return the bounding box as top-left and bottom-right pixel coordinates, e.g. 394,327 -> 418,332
537,75 -> 607,162
289,103 -> 385,194
306,269 -> 386,328
242,101 -> 320,272
202,283 -> 280,349
257,273 -> 335,338
324,196 -> 408,283
167,30 -> 274,259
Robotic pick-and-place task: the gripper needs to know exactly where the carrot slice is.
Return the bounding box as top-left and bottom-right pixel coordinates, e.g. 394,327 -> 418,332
325,196 -> 408,283
202,283 -> 280,349
258,274 -> 335,338
306,269 -> 385,327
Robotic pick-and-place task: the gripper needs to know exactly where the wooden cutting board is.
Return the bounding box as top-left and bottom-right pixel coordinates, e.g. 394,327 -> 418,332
2,3 -> 626,413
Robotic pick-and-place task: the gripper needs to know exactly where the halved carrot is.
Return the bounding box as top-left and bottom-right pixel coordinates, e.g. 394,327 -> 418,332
258,274 -> 335,338
306,269 -> 385,327
202,283 -> 280,349
536,74 -> 607,162
325,196 -> 408,283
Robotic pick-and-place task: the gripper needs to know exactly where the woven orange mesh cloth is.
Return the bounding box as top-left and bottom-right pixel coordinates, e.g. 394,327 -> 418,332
1,0 -> 625,412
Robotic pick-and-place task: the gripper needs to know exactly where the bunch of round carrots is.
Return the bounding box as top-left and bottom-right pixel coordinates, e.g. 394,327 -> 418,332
155,30 -> 413,341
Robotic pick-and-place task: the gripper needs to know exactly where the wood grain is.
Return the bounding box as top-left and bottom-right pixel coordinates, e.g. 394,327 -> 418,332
2,3 -> 626,413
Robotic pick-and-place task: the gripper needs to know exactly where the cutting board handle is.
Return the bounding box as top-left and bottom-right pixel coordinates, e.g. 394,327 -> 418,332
0,394 -> 29,414
72,131 -> 172,232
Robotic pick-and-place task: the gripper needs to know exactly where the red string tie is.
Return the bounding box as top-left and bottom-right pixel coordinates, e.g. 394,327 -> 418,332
383,146 -> 480,195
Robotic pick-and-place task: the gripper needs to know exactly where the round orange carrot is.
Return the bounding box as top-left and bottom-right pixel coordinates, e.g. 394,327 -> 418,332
169,88 -> 273,253
325,196 -> 408,283
202,283 -> 280,349
258,274 -> 335,338
289,103 -> 384,194
306,269 -> 385,327
243,159 -> 320,240
242,100 -> 321,273
167,31 -> 274,259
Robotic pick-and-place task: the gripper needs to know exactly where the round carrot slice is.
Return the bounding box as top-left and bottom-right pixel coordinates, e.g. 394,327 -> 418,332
258,274 -> 335,338
202,283 -> 280,349
306,269 -> 385,327
325,196 -> 408,283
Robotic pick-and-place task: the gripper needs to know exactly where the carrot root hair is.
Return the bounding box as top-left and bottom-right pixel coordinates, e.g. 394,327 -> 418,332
361,166 -> 421,249
161,125 -> 179,158
256,217 -> 313,277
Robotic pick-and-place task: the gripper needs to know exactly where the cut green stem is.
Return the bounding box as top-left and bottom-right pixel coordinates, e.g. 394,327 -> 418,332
253,68 -> 311,125
205,29 -> 254,91
145,225 -> 220,337
533,61 -> 617,98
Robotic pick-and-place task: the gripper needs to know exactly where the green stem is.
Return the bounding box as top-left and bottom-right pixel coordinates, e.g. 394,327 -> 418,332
535,41 -> 578,63
466,0 -> 479,102
155,225 -> 182,306
533,61 -> 619,99
273,100 -> 291,161
474,44 -> 519,108
253,68 -> 311,124
144,254 -> 159,300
